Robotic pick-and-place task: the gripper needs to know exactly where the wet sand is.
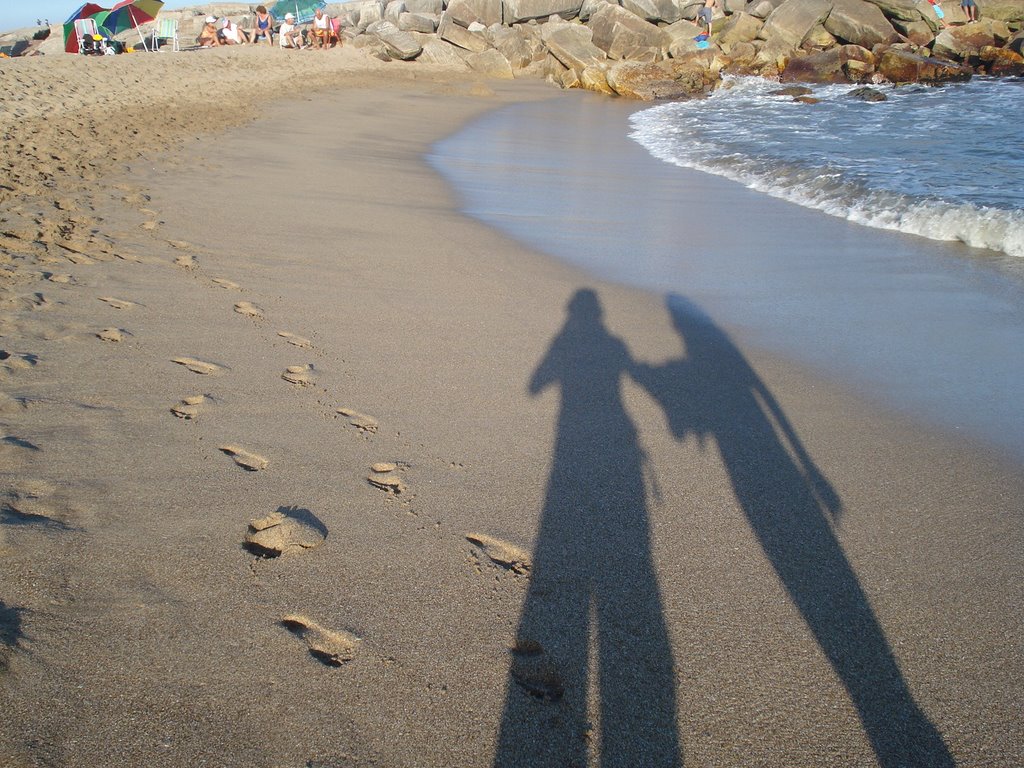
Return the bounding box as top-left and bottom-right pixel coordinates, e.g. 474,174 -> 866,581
1,50 -> 1022,768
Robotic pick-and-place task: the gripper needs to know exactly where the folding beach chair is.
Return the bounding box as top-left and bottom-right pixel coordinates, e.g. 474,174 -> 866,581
74,18 -> 109,55
151,17 -> 179,51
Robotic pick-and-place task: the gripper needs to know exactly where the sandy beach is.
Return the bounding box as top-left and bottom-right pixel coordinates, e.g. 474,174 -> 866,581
2,45 -> 1022,768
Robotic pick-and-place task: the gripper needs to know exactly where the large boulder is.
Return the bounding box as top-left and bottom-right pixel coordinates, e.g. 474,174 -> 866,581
580,0 -> 616,20
357,1 -> 386,29
876,48 -> 972,80
437,11 -> 491,49
466,47 -> 516,75
622,0 -> 685,23
803,21 -> 838,46
977,0 -> 1024,21
824,0 -> 899,46
665,19 -> 711,55
745,0 -> 786,16
580,63 -> 617,92
931,22 -> 996,58
447,0 -> 504,26
588,2 -> 671,58
366,19 -> 424,58
862,0 -> 921,19
385,0 -> 405,23
418,36 -> 473,64
487,24 -> 542,66
503,0 -> 586,22
781,42 -> 873,79
606,61 -> 688,97
540,17 -> 608,70
890,17 -> 936,44
761,0 -> 835,47
718,11 -> 765,44
979,44 -> 1024,73
404,0 -> 443,11
398,11 -> 437,31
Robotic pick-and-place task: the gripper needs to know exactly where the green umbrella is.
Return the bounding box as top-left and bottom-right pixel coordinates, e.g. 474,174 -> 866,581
269,0 -> 326,24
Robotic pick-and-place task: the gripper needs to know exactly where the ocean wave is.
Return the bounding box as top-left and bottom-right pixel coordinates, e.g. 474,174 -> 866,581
629,77 -> 1024,258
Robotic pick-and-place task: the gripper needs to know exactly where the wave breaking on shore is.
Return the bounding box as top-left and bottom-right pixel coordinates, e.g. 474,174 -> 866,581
630,75 -> 1024,258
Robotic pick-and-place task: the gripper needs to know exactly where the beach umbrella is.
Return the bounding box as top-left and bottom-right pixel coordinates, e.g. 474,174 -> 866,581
63,2 -> 108,53
96,0 -> 164,50
269,0 -> 326,24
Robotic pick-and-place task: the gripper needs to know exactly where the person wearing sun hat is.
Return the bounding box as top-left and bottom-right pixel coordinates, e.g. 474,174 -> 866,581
197,15 -> 220,47
278,12 -> 306,49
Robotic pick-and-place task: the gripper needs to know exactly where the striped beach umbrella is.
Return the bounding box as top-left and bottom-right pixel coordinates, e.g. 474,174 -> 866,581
63,2 -> 108,53
96,0 -> 164,49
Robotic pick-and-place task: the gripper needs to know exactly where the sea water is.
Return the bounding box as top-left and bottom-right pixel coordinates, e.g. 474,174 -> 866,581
428,82 -> 1024,460
630,76 -> 1024,258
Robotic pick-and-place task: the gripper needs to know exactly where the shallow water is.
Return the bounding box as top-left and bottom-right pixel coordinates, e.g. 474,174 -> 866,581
631,76 -> 1024,258
429,91 -> 1024,461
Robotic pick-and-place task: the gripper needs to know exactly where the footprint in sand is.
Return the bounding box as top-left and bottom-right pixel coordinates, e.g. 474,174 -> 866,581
277,331 -> 312,349
95,328 -> 127,343
167,239 -> 191,250
140,221 -> 160,231
98,296 -> 135,310
174,254 -> 196,269
244,506 -> 327,558
234,301 -> 263,320
337,407 -> 378,434
466,533 -> 532,576
1,351 -> 40,374
1,481 -> 76,531
170,394 -> 206,420
281,615 -> 360,667
282,365 -> 315,387
367,462 -> 406,495
172,357 -> 224,376
508,639 -> 564,702
219,444 -> 268,472
45,273 -> 72,284
212,278 -> 240,290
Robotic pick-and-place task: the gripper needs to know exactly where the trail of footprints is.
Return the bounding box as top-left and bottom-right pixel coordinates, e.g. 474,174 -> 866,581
4,202 -> 559,697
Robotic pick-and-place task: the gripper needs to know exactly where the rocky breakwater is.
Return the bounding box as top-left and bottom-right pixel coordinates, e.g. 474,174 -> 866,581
331,0 -> 1024,97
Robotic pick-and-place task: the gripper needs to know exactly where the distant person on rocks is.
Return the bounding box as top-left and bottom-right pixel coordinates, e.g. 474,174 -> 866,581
250,4 -> 275,45
927,0 -> 948,28
278,12 -> 306,49
218,17 -> 247,45
197,15 -> 220,47
308,7 -> 337,48
697,0 -> 714,37
960,0 -> 978,21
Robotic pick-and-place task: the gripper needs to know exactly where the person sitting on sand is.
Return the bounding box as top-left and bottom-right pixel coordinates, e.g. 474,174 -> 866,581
197,15 -> 220,47
308,7 -> 337,49
278,12 -> 306,49
249,5 -> 274,45
961,0 -> 978,21
217,17 -> 247,45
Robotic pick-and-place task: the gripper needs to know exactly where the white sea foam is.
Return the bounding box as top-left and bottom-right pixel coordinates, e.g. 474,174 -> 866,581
629,76 -> 1024,258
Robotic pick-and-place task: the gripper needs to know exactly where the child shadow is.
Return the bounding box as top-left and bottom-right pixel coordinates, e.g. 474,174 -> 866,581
493,289 -> 682,768
633,293 -> 953,768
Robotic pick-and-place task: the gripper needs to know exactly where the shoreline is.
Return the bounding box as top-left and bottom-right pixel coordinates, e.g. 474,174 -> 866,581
2,53 -> 1022,767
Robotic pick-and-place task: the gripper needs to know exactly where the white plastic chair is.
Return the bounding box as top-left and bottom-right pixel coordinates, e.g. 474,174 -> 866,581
151,17 -> 179,51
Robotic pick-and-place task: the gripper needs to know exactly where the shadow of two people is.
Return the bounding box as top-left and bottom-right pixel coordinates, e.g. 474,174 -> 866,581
493,289 -> 953,768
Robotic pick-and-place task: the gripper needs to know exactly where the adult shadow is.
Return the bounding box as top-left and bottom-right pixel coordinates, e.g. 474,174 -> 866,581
493,289 -> 682,768
0,599 -> 26,672
633,293 -> 953,767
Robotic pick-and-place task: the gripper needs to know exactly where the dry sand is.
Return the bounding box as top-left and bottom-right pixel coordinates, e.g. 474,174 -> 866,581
2,46 -> 1022,768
